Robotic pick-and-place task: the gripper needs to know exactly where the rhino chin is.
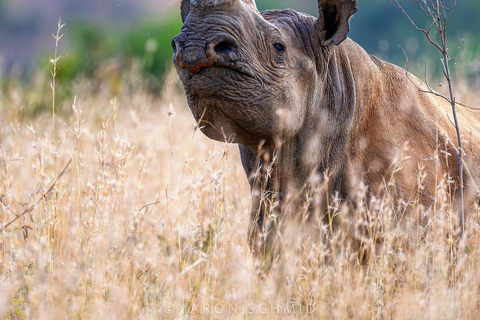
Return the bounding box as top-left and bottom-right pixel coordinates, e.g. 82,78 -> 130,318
191,101 -> 265,146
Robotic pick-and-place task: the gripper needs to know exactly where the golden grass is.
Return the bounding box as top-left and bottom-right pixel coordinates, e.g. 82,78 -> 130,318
0,68 -> 479,319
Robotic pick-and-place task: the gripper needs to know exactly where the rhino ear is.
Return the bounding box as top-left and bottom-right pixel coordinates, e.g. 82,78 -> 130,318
180,0 -> 190,23
317,0 -> 357,46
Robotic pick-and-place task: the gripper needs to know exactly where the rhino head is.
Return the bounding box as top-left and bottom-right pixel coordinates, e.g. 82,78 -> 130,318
172,0 -> 357,150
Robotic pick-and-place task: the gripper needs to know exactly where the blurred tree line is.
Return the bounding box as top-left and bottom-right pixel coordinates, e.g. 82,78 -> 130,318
349,0 -> 480,80
1,0 -> 478,112
54,15 -> 183,92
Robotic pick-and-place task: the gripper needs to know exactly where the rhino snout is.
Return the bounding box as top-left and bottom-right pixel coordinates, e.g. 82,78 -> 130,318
172,34 -> 238,74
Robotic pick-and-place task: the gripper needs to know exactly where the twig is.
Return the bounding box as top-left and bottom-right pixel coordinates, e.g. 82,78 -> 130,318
0,159 -> 72,232
399,45 -> 455,105
138,201 -> 161,214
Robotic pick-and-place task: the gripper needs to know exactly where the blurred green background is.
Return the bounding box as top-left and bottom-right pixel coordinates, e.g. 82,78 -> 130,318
0,0 -> 478,113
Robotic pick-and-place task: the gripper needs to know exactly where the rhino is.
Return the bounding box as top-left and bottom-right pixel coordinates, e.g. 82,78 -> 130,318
172,0 -> 480,252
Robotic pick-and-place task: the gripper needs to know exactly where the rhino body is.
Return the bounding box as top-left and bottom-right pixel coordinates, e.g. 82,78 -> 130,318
172,0 -> 480,250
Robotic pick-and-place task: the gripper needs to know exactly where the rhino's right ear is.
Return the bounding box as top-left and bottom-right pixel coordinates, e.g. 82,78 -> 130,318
317,0 -> 357,46
180,0 -> 190,23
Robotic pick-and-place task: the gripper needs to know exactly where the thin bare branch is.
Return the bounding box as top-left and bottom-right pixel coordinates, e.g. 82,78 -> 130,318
392,0 -> 466,238
1,159 -> 72,232
398,45 -> 453,105
449,38 -> 467,61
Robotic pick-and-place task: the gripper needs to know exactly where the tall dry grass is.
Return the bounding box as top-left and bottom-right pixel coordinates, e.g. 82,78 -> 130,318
1,67 -> 480,319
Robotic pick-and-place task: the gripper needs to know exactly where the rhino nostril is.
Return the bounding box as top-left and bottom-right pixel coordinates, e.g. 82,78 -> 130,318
214,41 -> 236,54
171,38 -> 177,54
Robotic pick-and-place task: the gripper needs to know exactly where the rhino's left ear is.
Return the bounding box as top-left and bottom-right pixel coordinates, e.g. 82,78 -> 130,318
180,0 -> 190,23
317,0 -> 357,46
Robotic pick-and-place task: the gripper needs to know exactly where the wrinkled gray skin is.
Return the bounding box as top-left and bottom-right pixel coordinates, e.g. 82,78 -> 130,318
172,0 -> 480,253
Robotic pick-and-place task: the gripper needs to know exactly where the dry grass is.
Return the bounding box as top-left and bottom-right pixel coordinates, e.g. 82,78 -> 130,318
1,66 -> 479,319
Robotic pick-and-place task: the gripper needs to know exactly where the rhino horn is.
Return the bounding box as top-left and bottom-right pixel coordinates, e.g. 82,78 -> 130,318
317,0 -> 357,46
242,0 -> 257,11
180,0 -> 257,22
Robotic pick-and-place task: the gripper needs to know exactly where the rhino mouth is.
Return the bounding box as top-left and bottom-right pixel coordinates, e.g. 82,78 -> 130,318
180,64 -> 255,86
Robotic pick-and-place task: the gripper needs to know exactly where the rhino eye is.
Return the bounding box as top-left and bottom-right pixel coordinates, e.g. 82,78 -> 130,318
273,43 -> 285,53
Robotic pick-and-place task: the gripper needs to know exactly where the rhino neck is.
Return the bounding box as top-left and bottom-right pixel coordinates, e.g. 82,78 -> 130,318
262,40 -> 358,205
294,40 -> 357,177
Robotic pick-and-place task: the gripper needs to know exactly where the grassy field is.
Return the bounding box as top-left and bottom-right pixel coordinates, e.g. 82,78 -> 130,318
1,66 -> 479,319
